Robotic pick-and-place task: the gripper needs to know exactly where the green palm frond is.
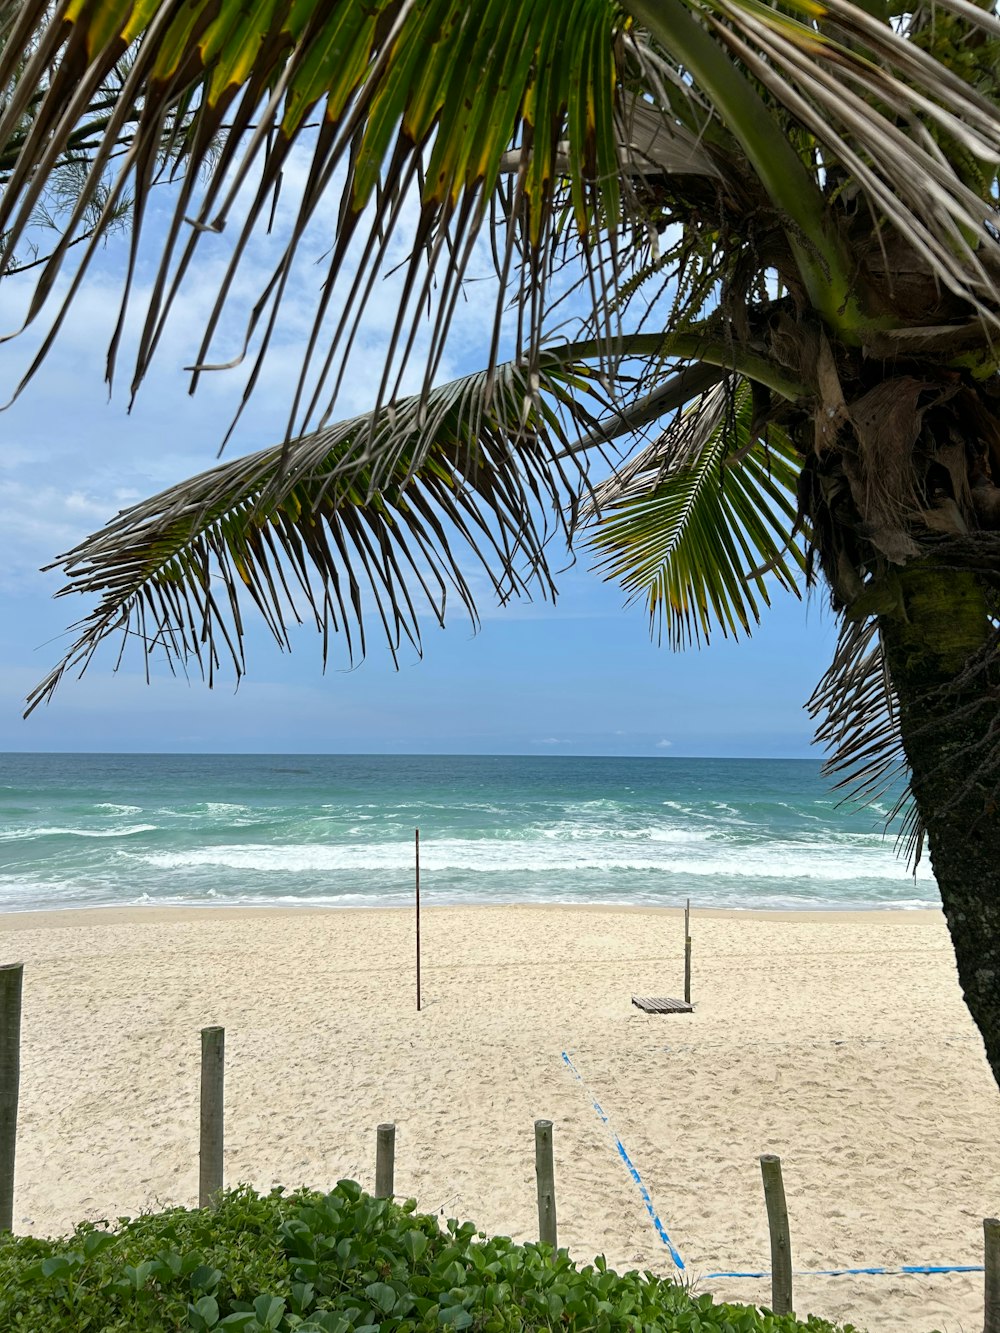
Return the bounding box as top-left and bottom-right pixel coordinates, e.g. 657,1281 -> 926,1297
0,6 -> 195,272
26,353 -> 612,713
0,0 -> 628,429
3,0 -> 1000,428
586,379 -> 806,648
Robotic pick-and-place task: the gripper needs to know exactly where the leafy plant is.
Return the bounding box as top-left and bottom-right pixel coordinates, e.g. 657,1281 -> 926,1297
0,1181 -> 866,1332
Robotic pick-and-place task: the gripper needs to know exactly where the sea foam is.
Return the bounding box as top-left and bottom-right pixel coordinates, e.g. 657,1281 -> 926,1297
0,752 -> 938,912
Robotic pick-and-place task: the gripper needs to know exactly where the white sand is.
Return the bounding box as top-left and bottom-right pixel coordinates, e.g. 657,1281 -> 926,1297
1,904 -> 997,1333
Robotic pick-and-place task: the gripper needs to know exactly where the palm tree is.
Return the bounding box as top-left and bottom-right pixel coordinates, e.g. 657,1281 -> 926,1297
2,1 -> 1000,1084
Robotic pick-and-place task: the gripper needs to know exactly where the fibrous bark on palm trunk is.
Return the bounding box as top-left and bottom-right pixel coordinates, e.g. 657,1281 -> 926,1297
877,560 -> 1000,1085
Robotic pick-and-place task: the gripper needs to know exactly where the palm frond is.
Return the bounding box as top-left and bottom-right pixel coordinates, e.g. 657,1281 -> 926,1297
0,0 -> 628,434
564,361 -> 727,456
628,0 -> 1000,337
807,614 -> 923,864
26,352 -> 613,713
498,90 -> 722,181
4,0 -> 1000,432
0,7 -> 197,271
586,379 -> 806,648
704,0 -> 1000,331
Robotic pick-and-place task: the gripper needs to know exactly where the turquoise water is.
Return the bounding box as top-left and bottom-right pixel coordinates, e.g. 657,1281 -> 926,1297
0,753 -> 936,913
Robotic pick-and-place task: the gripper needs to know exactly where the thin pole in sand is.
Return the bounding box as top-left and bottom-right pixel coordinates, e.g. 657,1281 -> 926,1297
199,1026 -> 225,1208
684,899 -> 692,1006
0,962 -> 22,1233
415,828 -> 422,1012
985,1217 -> 1000,1333
534,1119 -> 557,1248
375,1122 -> 396,1199
760,1154 -> 793,1315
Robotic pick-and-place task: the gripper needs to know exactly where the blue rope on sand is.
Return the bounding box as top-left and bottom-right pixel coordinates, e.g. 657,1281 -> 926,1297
559,1055 -> 983,1284
561,1051 -> 685,1271
702,1264 -> 984,1280
560,1057 -> 983,1284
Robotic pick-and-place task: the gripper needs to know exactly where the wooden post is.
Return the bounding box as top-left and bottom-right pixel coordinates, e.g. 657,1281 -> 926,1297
415,828 -> 421,1012
0,963 -> 23,1233
199,1026 -> 225,1208
375,1122 -> 396,1199
684,899 -> 692,1005
985,1217 -> 1000,1333
760,1154 -> 793,1315
535,1119 -> 557,1248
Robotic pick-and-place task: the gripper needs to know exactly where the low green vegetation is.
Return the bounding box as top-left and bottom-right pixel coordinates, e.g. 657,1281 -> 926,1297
0,1181 -> 858,1332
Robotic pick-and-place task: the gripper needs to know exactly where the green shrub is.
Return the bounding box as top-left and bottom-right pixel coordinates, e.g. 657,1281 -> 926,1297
0,1181 -> 860,1332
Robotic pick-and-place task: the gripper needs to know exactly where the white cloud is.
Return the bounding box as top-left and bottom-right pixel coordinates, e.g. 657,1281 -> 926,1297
656,738 -> 672,748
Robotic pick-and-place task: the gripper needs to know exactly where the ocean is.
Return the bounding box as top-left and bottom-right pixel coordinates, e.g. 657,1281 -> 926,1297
0,753 -> 937,915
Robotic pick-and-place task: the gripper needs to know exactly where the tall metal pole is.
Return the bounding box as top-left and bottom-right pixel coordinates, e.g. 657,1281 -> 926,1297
415,828 -> 421,1012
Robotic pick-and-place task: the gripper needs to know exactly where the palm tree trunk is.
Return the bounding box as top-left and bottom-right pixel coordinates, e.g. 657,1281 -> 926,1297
877,560 -> 1000,1086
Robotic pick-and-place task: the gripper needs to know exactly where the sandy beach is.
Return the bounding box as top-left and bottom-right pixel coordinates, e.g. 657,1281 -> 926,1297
1,904 -> 996,1332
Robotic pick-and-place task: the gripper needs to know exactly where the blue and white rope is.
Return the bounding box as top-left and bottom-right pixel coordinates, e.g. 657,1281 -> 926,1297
560,1054 -> 983,1282
702,1264 -> 984,1280
561,1050 -> 685,1271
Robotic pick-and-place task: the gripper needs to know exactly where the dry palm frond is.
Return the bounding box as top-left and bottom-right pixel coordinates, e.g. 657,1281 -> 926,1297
564,361 -> 728,456
706,0 -> 1000,326
807,615 -> 923,862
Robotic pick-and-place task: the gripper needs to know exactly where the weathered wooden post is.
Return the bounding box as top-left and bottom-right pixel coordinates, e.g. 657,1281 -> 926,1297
199,1026 -> 225,1208
985,1217 -> 1000,1333
415,829 -> 422,1012
535,1119 -> 557,1248
684,899 -> 692,1005
375,1123 -> 396,1199
0,963 -> 22,1233
760,1154 -> 793,1315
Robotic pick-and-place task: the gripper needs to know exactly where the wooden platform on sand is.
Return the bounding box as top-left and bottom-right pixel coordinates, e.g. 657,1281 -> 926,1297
631,995 -> 694,1015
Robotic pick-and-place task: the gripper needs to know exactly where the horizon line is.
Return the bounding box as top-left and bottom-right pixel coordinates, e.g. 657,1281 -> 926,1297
0,749 -> 823,761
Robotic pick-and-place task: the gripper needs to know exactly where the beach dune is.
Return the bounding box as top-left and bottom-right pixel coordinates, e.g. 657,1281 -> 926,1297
1,904 -> 996,1333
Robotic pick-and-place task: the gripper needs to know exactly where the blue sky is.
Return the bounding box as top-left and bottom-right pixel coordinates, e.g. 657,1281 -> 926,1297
0,175 -> 840,757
